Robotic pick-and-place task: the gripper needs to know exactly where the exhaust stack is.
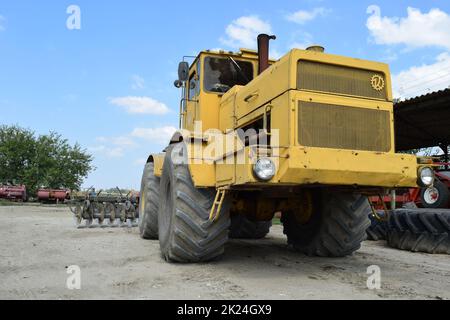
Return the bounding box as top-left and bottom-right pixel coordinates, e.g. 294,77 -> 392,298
257,34 -> 276,75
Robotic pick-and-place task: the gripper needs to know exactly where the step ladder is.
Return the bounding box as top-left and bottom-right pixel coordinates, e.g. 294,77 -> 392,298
209,188 -> 228,221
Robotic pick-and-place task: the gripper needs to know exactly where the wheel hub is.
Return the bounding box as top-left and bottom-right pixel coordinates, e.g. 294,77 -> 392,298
424,187 -> 439,204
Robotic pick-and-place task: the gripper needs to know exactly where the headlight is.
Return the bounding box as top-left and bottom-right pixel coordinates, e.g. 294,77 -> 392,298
418,167 -> 434,187
253,158 -> 276,181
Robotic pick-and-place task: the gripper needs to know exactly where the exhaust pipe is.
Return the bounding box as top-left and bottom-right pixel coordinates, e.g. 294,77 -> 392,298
257,34 -> 276,75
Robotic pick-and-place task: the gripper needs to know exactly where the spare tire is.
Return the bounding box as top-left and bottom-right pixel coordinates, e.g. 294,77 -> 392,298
387,209 -> 450,254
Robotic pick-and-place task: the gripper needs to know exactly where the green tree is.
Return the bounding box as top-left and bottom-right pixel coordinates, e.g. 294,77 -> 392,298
0,125 -> 94,194
0,125 -> 36,186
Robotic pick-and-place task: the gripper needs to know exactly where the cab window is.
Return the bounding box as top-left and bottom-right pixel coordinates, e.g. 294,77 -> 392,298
188,73 -> 199,100
204,57 -> 253,93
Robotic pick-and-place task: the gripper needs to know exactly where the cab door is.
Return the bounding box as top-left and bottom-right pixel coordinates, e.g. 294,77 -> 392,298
184,63 -> 200,131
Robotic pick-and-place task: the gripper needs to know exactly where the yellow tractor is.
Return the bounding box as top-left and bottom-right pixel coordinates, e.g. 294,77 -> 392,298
139,34 -> 435,262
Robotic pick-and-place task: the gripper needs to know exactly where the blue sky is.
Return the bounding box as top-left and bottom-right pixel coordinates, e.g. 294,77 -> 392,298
1,0 -> 450,189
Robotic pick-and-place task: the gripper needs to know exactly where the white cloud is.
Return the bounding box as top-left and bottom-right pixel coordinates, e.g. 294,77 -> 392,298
286,8 -> 330,24
0,15 -> 5,31
107,147 -> 125,158
111,136 -> 137,147
91,135 -> 137,158
131,74 -> 145,90
88,145 -> 124,158
131,126 -> 177,144
393,52 -> 450,99
109,96 -> 170,115
288,32 -> 314,50
220,15 -> 272,49
366,5 -> 450,50
92,126 -> 176,158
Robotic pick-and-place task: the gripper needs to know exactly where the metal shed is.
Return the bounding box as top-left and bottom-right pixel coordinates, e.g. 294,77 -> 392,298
394,88 -> 450,158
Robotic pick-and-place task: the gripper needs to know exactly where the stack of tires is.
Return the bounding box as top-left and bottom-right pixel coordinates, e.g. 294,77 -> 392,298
366,209 -> 450,254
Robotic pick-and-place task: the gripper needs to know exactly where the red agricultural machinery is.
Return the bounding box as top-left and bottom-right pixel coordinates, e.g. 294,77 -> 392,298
37,189 -> 71,203
0,184 -> 27,202
370,161 -> 450,210
367,159 -> 450,254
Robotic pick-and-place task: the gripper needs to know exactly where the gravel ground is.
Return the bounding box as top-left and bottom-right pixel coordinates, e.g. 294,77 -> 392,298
0,205 -> 449,300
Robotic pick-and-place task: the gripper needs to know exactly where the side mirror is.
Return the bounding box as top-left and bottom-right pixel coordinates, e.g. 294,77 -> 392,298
178,62 -> 189,82
174,80 -> 183,88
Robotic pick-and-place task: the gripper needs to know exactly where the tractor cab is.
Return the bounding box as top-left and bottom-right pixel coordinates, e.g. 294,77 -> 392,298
175,49 -> 260,131
175,36 -> 277,132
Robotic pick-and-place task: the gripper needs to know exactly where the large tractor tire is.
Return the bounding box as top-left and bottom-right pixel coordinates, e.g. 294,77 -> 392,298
366,212 -> 388,241
420,180 -> 450,209
229,215 -> 272,239
282,190 -> 371,257
387,209 -> 450,254
139,162 -> 160,239
158,143 -> 231,263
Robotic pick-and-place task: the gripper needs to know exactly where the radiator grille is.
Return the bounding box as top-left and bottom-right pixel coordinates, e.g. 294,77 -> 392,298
298,102 -> 391,152
297,60 -> 388,100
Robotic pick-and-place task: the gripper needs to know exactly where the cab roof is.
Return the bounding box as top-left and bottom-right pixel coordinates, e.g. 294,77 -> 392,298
188,48 -> 277,69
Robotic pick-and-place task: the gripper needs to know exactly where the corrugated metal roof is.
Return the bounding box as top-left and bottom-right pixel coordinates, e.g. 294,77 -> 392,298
394,88 -> 450,151
395,88 -> 450,107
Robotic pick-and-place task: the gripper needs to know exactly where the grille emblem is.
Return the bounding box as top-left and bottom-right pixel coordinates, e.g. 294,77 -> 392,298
371,75 -> 385,91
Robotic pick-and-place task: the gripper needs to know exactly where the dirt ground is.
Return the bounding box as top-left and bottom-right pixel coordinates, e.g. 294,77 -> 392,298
0,205 -> 448,300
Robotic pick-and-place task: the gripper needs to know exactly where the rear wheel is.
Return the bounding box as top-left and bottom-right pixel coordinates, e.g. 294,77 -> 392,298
139,162 -> 160,239
387,209 -> 450,254
420,180 -> 450,209
158,143 -> 231,263
282,190 -> 371,257
366,212 -> 388,241
229,215 -> 272,239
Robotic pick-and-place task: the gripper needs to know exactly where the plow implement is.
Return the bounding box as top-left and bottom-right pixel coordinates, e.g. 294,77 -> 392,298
69,188 -> 139,228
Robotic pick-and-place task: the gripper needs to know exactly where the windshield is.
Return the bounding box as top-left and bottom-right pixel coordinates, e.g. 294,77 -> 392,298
204,57 -> 253,93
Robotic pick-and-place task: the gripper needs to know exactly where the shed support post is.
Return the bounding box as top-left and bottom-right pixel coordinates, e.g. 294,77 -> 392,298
390,190 -> 396,210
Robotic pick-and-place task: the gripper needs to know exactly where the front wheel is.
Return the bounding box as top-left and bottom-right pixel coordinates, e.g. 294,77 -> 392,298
282,190 -> 371,257
158,143 -> 231,263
